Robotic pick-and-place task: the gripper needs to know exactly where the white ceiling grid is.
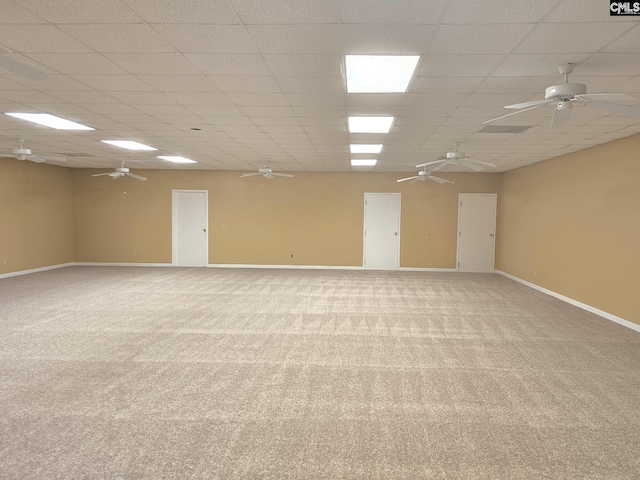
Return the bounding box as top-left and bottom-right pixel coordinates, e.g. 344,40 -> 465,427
0,0 -> 638,172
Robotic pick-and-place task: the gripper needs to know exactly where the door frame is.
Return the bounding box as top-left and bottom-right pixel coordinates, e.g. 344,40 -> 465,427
363,192 -> 401,270
172,189 -> 209,266
456,193 -> 497,272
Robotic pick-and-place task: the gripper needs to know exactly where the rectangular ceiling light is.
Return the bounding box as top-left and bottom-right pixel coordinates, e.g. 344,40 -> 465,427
348,116 -> 394,133
350,144 -> 383,154
157,155 -> 197,164
5,112 -> 94,130
346,55 -> 420,93
102,140 -> 157,151
351,159 -> 377,166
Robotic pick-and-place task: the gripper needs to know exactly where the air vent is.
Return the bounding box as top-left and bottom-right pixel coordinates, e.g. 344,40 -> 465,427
478,125 -> 532,134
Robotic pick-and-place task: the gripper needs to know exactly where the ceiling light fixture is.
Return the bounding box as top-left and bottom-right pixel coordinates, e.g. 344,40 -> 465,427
350,144 -> 383,154
345,55 -> 420,93
5,112 -> 94,130
351,159 -> 377,166
157,155 -> 197,164
101,140 -> 157,151
348,116 -> 394,133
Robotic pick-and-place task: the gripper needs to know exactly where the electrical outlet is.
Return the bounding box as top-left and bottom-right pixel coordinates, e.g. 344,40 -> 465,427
290,254 -> 294,258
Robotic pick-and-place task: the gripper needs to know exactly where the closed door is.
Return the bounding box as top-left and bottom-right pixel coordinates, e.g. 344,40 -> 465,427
364,193 -> 401,270
457,193 -> 496,272
173,190 -> 208,266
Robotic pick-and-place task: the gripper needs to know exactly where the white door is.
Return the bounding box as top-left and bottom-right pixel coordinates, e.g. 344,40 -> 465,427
457,193 -> 497,272
172,190 -> 208,266
364,193 -> 401,270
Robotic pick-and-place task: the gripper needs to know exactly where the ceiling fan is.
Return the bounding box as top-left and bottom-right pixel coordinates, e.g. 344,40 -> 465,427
2,139 -> 66,163
397,168 -> 453,185
484,63 -> 640,130
416,142 -> 496,172
92,162 -> 147,181
0,44 -> 47,81
240,167 -> 293,179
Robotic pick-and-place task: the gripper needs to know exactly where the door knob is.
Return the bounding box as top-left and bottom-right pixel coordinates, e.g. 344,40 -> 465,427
394,232 -> 398,236
490,233 -> 493,237
203,228 -> 207,232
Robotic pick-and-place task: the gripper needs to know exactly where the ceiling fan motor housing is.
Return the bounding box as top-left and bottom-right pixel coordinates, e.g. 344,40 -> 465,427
258,167 -> 272,174
545,83 -> 586,101
12,147 -> 31,156
446,151 -> 465,160
115,166 -> 130,173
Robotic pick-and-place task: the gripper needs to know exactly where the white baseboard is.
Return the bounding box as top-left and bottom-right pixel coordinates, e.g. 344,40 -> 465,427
0,262 -> 74,279
495,270 -> 640,334
400,267 -> 457,272
73,262 -> 173,267
208,264 -> 364,270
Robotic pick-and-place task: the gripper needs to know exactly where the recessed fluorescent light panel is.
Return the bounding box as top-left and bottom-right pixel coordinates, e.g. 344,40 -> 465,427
348,116 -> 394,134
345,55 -> 420,93
351,159 -> 377,166
5,112 -> 94,130
350,144 -> 383,154
102,140 -> 157,151
157,156 -> 197,164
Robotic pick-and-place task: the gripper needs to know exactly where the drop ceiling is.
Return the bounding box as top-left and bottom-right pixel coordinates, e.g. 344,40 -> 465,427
0,0 -> 639,173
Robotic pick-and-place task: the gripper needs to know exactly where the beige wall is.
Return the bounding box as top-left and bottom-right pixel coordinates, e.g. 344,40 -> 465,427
0,158 -> 74,275
497,133 -> 640,326
73,169 -> 500,268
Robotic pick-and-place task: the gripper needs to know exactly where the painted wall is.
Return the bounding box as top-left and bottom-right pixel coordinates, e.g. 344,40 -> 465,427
73,169 -> 500,268
0,158 -> 74,275
497,133 -> 640,326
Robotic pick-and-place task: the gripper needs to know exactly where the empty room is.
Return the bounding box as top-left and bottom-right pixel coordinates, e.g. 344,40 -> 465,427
1,0 -> 639,478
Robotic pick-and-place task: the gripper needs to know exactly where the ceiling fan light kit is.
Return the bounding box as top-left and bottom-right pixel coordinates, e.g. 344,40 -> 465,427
240,167 -> 294,179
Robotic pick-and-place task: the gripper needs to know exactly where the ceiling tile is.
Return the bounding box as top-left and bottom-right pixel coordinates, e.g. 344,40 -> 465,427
225,92 -> 289,106
578,53 -> 640,76
342,24 -> 437,54
287,93 -> 346,106
265,55 -> 342,76
476,76 -> 557,94
123,0 -> 239,24
411,76 -> 484,94
50,91 -> 120,104
246,25 -> 342,54
138,74 -> 220,92
26,53 -> 128,74
16,0 -> 143,23
230,0 -> 339,24
441,0 -> 558,23
340,0 -> 448,24
515,23 -> 633,54
492,54 -> 591,77
418,55 -> 506,76
276,76 -> 344,93
428,24 -> 534,55
184,54 -> 272,75
239,106 -> 295,117
0,25 -> 93,53
165,92 -> 234,105
61,24 -> 174,53
72,74 -> 155,92
153,25 -> 257,53
209,75 -> 281,93
105,53 -> 201,74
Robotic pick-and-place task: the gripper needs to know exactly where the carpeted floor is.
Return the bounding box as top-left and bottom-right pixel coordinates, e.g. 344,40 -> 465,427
0,267 -> 639,479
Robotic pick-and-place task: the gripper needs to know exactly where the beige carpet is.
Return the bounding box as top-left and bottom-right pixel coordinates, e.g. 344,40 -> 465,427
0,267 -> 638,479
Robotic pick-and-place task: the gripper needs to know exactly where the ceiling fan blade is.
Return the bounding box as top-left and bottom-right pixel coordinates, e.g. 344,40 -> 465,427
25,155 -> 46,163
505,99 -> 556,109
409,178 -> 422,184
588,100 -> 640,117
265,173 -> 274,179
576,93 -> 637,103
459,158 -> 484,171
126,173 -> 148,181
397,176 -> 419,183
92,172 -> 112,177
466,158 -> 496,168
432,161 -> 450,172
0,53 -> 48,81
483,102 -> 551,124
427,175 -> 453,184
415,159 -> 446,168
108,172 -> 122,178
36,155 -> 66,162
551,106 -> 571,131
271,173 -> 294,177
240,172 -> 261,177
